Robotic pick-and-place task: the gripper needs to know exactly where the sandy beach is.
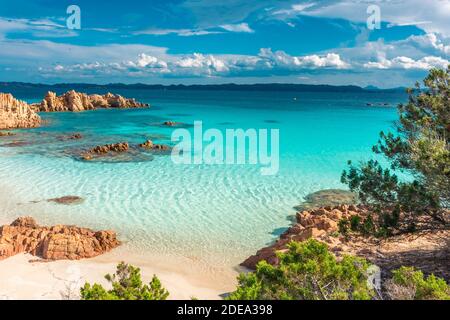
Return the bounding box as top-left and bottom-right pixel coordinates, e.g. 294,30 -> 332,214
0,247 -> 239,300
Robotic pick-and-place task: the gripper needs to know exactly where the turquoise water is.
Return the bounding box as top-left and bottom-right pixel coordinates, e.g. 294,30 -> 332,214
0,89 -> 404,266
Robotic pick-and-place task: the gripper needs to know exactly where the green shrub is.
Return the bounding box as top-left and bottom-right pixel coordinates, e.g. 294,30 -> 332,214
361,215 -> 375,235
350,216 -> 361,231
339,215 -> 376,237
227,239 -> 375,300
80,262 -> 169,300
387,266 -> 450,300
338,219 -> 350,235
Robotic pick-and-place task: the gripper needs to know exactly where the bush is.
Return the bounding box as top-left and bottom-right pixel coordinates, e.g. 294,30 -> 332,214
385,266 -> 450,300
338,218 -> 350,235
227,239 -> 375,300
80,262 -> 169,300
350,216 -> 362,231
338,214 -> 377,237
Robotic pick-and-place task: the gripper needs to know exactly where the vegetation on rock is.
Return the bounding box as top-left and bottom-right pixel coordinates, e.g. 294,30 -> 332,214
229,239 -> 375,300
342,66 -> 450,233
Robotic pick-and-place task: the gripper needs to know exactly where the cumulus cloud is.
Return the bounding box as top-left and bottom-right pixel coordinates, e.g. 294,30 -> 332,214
405,33 -> 450,56
36,47 -> 349,79
258,48 -> 349,69
135,54 -> 168,69
364,55 -> 449,70
175,53 -> 229,75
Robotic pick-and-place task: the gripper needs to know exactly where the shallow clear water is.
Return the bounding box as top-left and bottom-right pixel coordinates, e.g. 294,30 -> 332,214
0,89 -> 405,266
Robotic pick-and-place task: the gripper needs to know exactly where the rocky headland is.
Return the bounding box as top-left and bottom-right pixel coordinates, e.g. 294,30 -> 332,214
0,93 -> 41,129
242,202 -> 450,281
31,90 -> 149,112
0,217 -> 120,261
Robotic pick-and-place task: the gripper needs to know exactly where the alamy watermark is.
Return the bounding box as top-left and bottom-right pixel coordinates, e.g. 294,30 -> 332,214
66,5 -> 81,30
171,121 -> 280,176
367,4 -> 381,30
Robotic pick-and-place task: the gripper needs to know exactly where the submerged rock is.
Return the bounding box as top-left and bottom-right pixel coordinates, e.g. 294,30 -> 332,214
1,141 -> 31,147
81,142 -> 129,160
163,121 -> 177,126
294,189 -> 358,211
31,90 -> 149,112
69,133 -> 83,139
138,139 -> 171,151
47,196 -> 84,205
0,131 -> 16,137
56,133 -> 83,142
159,121 -> 192,128
0,217 -> 120,261
0,93 -> 41,129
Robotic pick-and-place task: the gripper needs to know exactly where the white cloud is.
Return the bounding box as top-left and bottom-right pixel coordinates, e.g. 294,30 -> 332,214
135,53 -> 168,69
405,33 -> 450,56
220,23 -> 254,33
331,33 -> 449,72
364,55 -> 449,70
175,53 -> 229,74
258,48 -> 350,69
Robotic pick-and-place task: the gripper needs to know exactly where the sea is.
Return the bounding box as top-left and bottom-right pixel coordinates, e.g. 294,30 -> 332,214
0,87 -> 406,268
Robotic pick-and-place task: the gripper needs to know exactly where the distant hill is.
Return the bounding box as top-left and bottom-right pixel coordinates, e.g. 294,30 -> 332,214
0,82 -> 405,93
364,85 -> 407,92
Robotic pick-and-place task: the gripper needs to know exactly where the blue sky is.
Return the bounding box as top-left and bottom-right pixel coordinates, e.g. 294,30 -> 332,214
0,0 -> 449,87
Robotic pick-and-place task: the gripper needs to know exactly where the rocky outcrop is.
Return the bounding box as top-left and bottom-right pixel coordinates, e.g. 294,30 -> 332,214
0,217 -> 120,261
31,90 -> 149,112
81,142 -> 129,160
138,139 -> 170,151
0,93 -> 41,129
89,142 -> 129,154
242,205 -> 450,281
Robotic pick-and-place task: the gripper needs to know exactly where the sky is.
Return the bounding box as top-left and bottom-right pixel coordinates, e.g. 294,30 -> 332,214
0,0 -> 449,87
